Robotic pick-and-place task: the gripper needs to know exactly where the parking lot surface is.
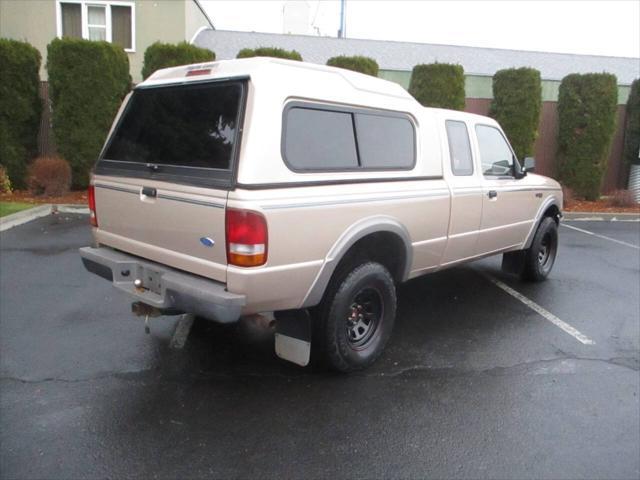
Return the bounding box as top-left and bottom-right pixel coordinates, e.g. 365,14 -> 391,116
1,214 -> 638,479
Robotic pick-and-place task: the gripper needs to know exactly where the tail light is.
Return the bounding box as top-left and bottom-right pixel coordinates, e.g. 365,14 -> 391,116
88,185 -> 97,227
226,208 -> 268,267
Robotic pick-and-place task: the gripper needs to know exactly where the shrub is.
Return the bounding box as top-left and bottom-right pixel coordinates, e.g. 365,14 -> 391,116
47,38 -> 131,189
0,165 -> 12,193
0,39 -> 42,188
608,189 -> 637,207
408,63 -> 465,110
490,68 -> 542,161
236,47 -> 302,61
623,79 -> 640,165
141,41 -> 215,80
27,156 -> 72,196
326,55 -> 379,76
556,73 -> 618,200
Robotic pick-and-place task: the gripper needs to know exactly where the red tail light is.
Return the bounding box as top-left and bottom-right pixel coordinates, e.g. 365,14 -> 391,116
88,185 -> 97,227
225,208 -> 268,267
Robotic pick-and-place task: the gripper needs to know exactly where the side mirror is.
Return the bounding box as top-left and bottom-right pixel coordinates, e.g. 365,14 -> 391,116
523,157 -> 536,173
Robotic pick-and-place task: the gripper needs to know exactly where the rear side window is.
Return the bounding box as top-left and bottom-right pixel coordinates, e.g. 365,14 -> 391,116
284,108 -> 359,170
445,120 -> 473,176
355,114 -> 414,169
283,104 -> 415,171
99,81 -> 244,186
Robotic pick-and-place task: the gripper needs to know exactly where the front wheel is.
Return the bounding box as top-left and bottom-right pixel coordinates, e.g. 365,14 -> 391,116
522,216 -> 559,281
316,262 -> 397,372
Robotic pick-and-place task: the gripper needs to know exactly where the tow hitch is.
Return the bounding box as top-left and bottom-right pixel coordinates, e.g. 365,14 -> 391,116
131,301 -> 163,334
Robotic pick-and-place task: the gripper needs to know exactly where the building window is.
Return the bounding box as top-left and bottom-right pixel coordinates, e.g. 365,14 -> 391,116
57,1 -> 135,52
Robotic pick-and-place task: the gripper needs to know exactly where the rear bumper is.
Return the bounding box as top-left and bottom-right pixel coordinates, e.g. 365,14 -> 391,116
79,246 -> 245,323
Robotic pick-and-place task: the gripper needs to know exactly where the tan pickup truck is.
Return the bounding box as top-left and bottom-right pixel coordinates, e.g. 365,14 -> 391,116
80,57 -> 562,372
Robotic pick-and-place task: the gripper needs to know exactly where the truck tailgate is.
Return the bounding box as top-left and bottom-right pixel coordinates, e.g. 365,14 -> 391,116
94,179 -> 228,283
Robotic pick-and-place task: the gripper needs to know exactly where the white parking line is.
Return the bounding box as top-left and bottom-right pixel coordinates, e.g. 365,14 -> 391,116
562,223 -> 640,250
480,273 -> 596,345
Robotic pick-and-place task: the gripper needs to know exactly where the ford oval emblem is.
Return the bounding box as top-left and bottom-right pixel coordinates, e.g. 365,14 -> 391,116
200,237 -> 215,247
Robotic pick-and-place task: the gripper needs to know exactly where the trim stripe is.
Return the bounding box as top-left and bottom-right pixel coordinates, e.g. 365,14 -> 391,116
236,175 -> 444,190
157,193 -> 225,209
95,183 -> 138,195
262,190 -> 449,210
95,183 -> 225,209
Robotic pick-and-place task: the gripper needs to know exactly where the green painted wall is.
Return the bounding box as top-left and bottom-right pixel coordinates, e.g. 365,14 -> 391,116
0,0 -> 195,83
0,0 -> 57,79
379,69 -> 631,105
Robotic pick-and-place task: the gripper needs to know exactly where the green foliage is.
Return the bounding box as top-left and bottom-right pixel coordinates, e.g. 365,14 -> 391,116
489,68 -> 542,160
326,55 -> 379,76
623,79 -> 640,165
141,41 -> 215,80
556,73 -> 618,200
0,39 -> 42,188
408,63 -> 465,110
236,47 -> 302,61
47,37 -> 131,188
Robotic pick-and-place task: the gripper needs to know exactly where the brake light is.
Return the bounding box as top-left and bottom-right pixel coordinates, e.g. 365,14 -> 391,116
226,208 -> 268,267
88,185 -> 97,227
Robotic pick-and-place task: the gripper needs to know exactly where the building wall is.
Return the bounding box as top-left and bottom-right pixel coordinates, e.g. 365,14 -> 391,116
132,0 -> 186,82
184,0 -> 210,44
0,0 -> 57,79
0,0 -> 189,83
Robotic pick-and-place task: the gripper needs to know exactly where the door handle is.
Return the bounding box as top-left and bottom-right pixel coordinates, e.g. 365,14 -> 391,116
141,186 -> 157,198
487,190 -> 498,199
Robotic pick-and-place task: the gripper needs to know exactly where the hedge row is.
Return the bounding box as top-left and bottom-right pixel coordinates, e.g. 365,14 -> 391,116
326,55 -> 379,76
490,68 -> 542,161
0,39 -> 42,188
623,79 -> 640,166
236,47 -> 302,61
556,73 -> 618,200
408,63 -> 466,111
141,41 -> 215,80
47,38 -> 131,188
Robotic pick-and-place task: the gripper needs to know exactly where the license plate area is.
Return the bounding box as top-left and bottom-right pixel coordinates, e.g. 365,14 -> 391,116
138,267 -> 162,295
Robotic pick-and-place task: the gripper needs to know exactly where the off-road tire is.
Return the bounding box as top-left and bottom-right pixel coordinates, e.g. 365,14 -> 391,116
316,262 -> 396,372
522,216 -> 558,281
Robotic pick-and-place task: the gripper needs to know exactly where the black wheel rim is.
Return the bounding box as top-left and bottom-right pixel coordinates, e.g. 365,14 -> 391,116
538,232 -> 555,270
346,287 -> 383,349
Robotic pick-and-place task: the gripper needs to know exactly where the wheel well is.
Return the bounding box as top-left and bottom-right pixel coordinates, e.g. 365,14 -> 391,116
332,231 -> 407,284
543,204 -> 561,225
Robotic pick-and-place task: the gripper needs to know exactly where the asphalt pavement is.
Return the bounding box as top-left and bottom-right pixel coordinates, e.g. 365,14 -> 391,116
0,213 -> 638,479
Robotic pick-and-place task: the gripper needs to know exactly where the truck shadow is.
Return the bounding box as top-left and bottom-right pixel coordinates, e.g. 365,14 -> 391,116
153,262 -> 547,380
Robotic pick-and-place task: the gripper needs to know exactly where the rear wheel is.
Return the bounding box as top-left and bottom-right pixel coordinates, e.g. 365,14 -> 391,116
522,216 -> 558,281
316,262 -> 396,372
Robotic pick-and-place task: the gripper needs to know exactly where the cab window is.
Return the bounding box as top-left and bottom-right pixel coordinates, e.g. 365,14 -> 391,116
445,120 -> 473,176
475,125 -> 515,177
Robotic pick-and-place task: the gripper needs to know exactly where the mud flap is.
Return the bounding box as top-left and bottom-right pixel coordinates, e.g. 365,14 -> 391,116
502,250 -> 526,276
274,310 -> 311,367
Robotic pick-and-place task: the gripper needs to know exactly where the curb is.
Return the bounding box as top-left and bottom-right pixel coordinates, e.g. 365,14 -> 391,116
563,211 -> 640,222
0,204 -> 89,233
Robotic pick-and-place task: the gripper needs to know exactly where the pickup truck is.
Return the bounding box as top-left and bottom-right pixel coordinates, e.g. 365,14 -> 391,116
80,57 -> 562,372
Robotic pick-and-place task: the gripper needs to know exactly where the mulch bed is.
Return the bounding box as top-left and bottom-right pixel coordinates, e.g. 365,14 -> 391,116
0,190 -> 87,205
564,199 -> 640,213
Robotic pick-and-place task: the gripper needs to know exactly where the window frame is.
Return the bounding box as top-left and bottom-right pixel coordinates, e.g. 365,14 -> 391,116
56,0 -> 136,53
95,78 -> 249,190
445,119 -> 474,176
474,123 -> 521,179
281,101 -> 417,173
